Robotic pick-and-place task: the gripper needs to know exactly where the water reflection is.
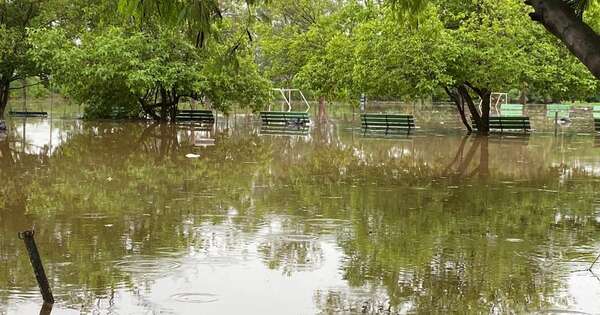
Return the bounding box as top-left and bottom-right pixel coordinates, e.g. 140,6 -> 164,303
1,119 -> 600,313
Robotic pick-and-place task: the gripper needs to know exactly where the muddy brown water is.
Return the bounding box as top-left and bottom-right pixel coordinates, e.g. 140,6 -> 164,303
1,109 -> 600,314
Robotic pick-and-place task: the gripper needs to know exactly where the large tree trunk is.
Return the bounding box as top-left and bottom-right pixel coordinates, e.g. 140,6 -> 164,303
457,84 -> 486,133
479,89 -> 491,135
526,0 -> 600,80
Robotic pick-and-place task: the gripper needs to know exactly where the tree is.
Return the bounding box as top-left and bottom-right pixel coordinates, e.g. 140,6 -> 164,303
351,1 -> 597,133
30,25 -> 271,120
0,0 -> 45,118
390,0 -> 600,81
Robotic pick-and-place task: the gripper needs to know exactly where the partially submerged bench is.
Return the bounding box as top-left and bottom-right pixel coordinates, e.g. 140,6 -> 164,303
593,106 -> 600,133
473,116 -> 532,133
260,111 -> 310,126
176,110 -> 215,124
9,111 -> 48,118
361,114 -> 416,135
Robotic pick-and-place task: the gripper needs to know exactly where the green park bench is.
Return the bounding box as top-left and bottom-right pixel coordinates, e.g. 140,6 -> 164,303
547,104 -> 570,119
361,113 -> 417,135
176,110 -> 215,123
260,111 -> 310,126
593,106 -> 600,133
9,111 -> 48,118
473,116 -> 532,133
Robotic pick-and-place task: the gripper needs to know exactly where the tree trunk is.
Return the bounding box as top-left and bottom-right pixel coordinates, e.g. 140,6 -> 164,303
138,98 -> 160,120
444,86 -> 472,133
457,84 -> 483,132
318,96 -> 328,123
479,89 -> 491,135
526,0 -> 600,80
0,82 -> 9,119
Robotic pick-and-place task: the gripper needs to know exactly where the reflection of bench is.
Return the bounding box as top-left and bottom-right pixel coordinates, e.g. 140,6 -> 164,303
260,124 -> 309,136
260,111 -> 310,126
594,106 -> 600,133
9,111 -> 48,118
361,114 -> 416,135
547,104 -> 570,118
176,110 -> 215,123
473,116 -> 532,133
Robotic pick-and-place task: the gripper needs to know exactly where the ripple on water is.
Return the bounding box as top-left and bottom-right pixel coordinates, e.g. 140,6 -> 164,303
114,256 -> 181,276
171,293 -> 219,304
282,234 -> 318,242
0,288 -> 41,304
77,213 -> 112,220
537,310 -> 592,315
304,218 -> 352,232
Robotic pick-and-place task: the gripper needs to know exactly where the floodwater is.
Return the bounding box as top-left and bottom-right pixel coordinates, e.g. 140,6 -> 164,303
2,108 -> 600,314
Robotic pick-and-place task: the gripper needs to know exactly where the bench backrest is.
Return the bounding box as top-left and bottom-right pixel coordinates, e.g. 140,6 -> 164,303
176,110 -> 214,121
490,116 -> 530,130
9,111 -> 48,117
260,111 -> 310,124
361,114 -> 415,126
472,116 -> 531,131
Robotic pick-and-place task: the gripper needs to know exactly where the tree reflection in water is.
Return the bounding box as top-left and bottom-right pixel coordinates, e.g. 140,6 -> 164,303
0,120 -> 599,313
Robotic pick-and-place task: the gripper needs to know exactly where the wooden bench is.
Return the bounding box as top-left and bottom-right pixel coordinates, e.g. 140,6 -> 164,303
593,106 -> 600,133
9,111 -> 48,118
547,104 -> 570,119
260,111 -> 310,126
473,116 -> 532,133
176,110 -> 215,123
361,114 -> 416,134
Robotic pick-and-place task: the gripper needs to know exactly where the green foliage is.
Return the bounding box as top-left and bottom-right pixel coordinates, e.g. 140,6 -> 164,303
0,0 -> 47,115
257,0 -> 598,103
29,25 -> 271,119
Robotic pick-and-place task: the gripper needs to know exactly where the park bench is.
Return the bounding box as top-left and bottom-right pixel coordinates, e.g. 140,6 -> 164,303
593,106 -> 600,133
260,111 -> 310,126
9,111 -> 48,118
473,116 -> 532,133
176,110 -> 215,123
547,104 -> 570,119
361,113 -> 416,135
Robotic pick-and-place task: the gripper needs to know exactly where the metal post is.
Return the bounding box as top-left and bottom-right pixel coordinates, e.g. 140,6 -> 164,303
554,111 -> 558,137
18,230 -> 54,304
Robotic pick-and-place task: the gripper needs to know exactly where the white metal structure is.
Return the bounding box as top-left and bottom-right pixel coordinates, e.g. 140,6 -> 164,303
478,92 -> 508,115
270,88 -> 311,113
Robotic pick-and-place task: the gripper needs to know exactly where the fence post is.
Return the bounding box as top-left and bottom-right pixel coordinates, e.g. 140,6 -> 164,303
554,111 -> 558,137
18,230 -> 54,304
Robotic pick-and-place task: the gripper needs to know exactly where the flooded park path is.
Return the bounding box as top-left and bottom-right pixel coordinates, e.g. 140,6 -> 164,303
2,110 -> 600,314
